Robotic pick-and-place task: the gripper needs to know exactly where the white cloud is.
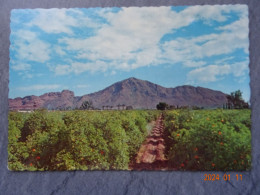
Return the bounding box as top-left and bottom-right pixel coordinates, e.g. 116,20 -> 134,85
217,15 -> 249,53
50,61 -> 111,75
11,61 -> 34,79
18,84 -> 61,91
56,5 -> 248,75
231,61 -> 249,77
11,6 -> 248,78
76,84 -> 89,89
55,46 -> 66,56
71,61 -> 109,74
27,9 -> 102,34
18,71 -> 33,79
12,30 -> 50,63
188,65 -> 231,82
59,7 -> 186,71
187,60 -> 249,83
11,63 -> 31,71
183,60 -> 206,68
53,65 -> 72,75
28,9 -> 78,34
215,56 -> 234,65
162,25 -> 248,64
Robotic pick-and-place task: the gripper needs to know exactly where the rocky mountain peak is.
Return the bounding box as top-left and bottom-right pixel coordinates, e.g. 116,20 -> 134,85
9,77 -> 228,110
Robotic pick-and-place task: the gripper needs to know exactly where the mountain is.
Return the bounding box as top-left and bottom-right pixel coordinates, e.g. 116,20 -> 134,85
9,90 -> 76,110
9,77 -> 228,110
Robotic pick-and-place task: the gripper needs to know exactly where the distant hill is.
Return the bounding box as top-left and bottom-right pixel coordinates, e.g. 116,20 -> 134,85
9,77 -> 228,110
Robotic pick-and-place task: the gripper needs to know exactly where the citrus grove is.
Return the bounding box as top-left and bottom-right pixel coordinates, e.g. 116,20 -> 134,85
8,108 -> 251,171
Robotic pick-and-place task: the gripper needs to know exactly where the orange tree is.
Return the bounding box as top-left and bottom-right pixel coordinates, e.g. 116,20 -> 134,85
8,109 -> 159,170
164,109 -> 251,171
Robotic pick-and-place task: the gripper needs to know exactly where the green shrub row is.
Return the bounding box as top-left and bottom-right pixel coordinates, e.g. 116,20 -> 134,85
8,109 -> 160,171
163,109 -> 251,171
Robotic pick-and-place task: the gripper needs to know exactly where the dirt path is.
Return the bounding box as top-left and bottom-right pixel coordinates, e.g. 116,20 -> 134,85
131,113 -> 168,170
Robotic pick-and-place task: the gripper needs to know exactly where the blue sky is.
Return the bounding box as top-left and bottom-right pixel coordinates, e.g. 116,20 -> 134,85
9,5 -> 250,101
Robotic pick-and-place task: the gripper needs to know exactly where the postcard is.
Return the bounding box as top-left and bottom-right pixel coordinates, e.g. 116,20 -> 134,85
8,5 -> 251,171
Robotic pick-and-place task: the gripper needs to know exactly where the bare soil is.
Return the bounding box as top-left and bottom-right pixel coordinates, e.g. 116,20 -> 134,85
130,114 -> 169,170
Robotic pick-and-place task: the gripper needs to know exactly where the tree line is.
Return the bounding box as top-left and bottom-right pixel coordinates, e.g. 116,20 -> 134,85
156,90 -> 249,110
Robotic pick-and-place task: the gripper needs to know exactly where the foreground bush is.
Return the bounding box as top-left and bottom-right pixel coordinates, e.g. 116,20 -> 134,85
8,110 -> 159,170
164,109 -> 251,171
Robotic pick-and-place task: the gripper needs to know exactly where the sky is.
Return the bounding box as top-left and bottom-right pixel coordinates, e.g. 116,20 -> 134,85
9,5 -> 250,101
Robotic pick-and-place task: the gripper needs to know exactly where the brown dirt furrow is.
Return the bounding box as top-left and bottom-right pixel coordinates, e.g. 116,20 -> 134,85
131,113 -> 168,170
